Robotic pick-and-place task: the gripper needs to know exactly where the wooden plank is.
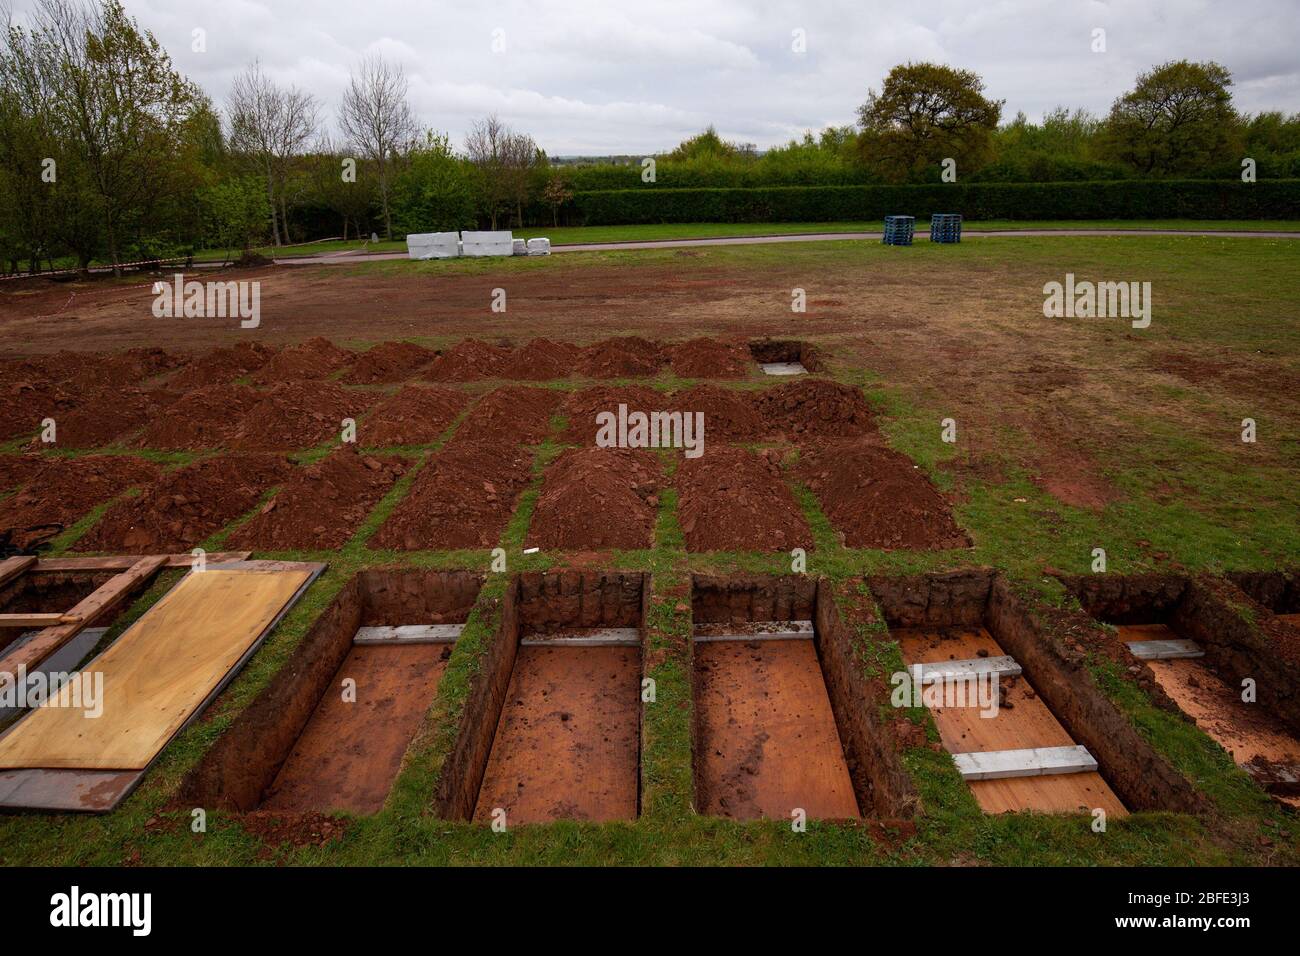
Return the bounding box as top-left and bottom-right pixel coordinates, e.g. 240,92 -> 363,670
0,566 -> 312,770
897,626 -> 1127,817
0,555 -> 166,687
33,552 -> 251,572
353,624 -> 464,645
0,768 -> 140,813
0,555 -> 36,588
0,613 -> 83,628
911,655 -> 1022,682
953,745 -> 1098,780
1126,638 -> 1204,660
520,628 -> 640,647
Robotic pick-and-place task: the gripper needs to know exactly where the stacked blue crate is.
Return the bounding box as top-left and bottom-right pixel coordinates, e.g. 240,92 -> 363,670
882,215 -> 915,246
929,213 -> 962,243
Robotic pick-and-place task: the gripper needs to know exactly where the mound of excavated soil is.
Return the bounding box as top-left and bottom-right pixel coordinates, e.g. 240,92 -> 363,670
525,448 -> 660,550
675,446 -> 812,553
76,454 -> 291,553
0,377 -> 85,441
230,382 -> 377,451
0,455 -> 162,545
666,337 -> 751,379
133,384 -> 262,450
449,385 -> 560,446
421,340 -> 513,381
251,337 -> 354,383
797,441 -> 969,550
369,441 -> 533,550
226,447 -> 408,550
164,342 -> 274,389
88,347 -> 183,387
342,341 -> 438,384
41,386 -> 179,448
577,336 -> 663,378
668,385 -> 765,441
496,339 -> 583,380
756,379 -> 877,439
0,453 -> 45,492
558,385 -> 664,443
360,385 -> 471,446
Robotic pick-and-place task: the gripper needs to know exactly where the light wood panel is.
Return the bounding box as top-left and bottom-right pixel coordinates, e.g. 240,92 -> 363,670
0,567 -> 311,770
897,627 -> 1127,817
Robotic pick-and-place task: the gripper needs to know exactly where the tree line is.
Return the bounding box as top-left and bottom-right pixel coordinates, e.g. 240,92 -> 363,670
2,0 -> 1297,275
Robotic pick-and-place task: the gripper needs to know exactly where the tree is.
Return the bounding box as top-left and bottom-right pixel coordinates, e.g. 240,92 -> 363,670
857,62 -> 1003,182
542,171 -> 573,227
227,60 -> 318,245
1105,60 -> 1238,176
34,0 -> 202,273
199,175 -> 271,262
465,114 -> 511,229
338,53 -> 416,240
307,135 -> 377,240
392,132 -> 476,234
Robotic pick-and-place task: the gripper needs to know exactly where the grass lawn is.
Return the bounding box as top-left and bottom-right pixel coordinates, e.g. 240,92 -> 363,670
187,218 -> 1300,262
1,235 -> 1298,866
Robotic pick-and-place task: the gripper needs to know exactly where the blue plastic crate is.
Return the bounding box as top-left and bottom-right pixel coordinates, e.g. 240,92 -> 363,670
929,213 -> 962,243
883,215 -> 915,246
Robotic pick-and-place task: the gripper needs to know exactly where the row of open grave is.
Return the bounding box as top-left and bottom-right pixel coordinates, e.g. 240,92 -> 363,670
5,562 -> 1295,818
0,337 -> 820,445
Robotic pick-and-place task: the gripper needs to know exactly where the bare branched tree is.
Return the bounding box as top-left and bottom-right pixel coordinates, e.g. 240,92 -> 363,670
338,53 -> 416,239
466,115 -> 538,229
227,60 -> 319,245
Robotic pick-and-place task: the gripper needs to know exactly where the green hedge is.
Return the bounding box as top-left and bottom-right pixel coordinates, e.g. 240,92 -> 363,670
570,180 -> 1300,225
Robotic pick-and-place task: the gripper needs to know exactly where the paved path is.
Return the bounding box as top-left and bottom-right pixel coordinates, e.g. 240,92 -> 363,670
274,228 -> 1300,265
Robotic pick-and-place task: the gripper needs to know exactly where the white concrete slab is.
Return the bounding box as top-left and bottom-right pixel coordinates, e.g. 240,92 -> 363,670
952,745 -> 1098,781
353,624 -> 465,645
526,237 -> 551,256
520,627 -> 640,647
759,362 -> 807,376
910,655 -> 1022,684
406,232 -> 460,260
461,230 -> 515,257
693,620 -> 815,643
1126,638 -> 1205,660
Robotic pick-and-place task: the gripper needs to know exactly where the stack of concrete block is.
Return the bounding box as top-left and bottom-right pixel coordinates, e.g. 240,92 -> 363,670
405,232 -> 460,260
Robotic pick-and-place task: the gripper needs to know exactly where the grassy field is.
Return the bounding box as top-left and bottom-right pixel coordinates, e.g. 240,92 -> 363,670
188,218 -> 1300,262
1,234 -> 1298,866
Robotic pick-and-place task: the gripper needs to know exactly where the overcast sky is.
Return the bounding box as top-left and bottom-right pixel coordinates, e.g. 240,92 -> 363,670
11,0 -> 1300,154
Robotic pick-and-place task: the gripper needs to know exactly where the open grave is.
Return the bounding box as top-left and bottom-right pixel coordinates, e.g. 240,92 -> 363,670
868,570 -> 1209,816
179,570 -> 482,814
1228,569 -> 1300,632
691,575 -> 914,821
439,571 -> 645,824
1065,573 -> 1300,806
749,339 -> 820,376
0,556 -> 319,812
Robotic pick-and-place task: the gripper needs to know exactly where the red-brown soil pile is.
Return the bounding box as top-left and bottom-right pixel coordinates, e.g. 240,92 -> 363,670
422,340 -> 513,381
76,454 -> 291,553
165,342 -> 274,389
668,385 -> 765,441
0,455 -> 162,545
497,338 -> 583,380
230,382 -> 377,451
525,448 -> 660,550
675,446 -> 812,552
0,453 -> 45,491
43,386 -> 178,448
342,341 -> 438,384
558,385 -> 663,443
0,377 -> 82,440
797,441 -> 970,550
666,337 -> 750,379
756,379 -> 877,439
226,447 -> 408,550
251,337 -> 354,383
577,336 -> 663,378
360,385 -> 471,446
449,385 -> 560,446
93,347 -> 183,387
133,384 -> 262,450
369,442 -> 533,550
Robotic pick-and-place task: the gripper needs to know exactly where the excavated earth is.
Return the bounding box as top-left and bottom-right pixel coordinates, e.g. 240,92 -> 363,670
0,455 -> 162,547
359,385 -> 471,447
676,446 -> 813,553
526,447 -> 661,550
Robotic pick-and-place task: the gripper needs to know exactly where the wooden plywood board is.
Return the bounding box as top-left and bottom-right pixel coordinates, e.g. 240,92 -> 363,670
896,627 -> 1127,817
0,566 -> 314,771
694,638 -> 859,821
0,768 -> 140,812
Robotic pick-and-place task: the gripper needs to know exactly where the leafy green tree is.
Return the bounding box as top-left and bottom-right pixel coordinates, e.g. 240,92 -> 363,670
1105,60 -> 1238,176
393,131 -> 477,233
857,62 -> 1003,182
200,176 -> 271,261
